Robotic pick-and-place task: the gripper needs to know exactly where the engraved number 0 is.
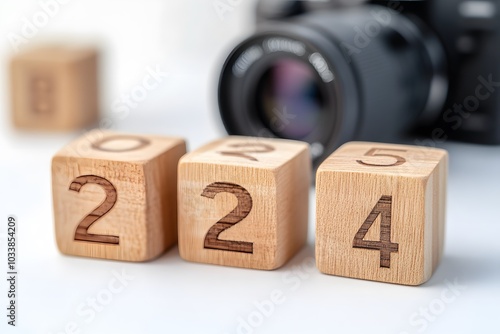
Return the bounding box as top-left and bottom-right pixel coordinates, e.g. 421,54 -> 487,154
70,175 -> 119,245
31,75 -> 53,116
91,135 -> 150,153
353,196 -> 399,268
202,182 -> 253,254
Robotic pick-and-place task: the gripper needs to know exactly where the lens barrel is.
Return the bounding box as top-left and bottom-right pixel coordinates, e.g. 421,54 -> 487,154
218,5 -> 447,166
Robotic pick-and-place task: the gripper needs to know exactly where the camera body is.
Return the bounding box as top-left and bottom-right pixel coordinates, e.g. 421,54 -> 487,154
395,0 -> 500,145
218,0 -> 500,166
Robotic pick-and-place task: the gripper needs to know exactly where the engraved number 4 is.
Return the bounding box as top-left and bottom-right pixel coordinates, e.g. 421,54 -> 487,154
353,196 -> 399,268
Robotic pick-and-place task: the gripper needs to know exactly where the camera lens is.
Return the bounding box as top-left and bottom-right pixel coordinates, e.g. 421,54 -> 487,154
256,58 -> 326,139
218,5 -> 447,167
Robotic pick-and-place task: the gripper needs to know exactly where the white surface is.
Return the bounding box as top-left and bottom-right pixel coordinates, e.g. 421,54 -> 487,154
1,1 -> 499,334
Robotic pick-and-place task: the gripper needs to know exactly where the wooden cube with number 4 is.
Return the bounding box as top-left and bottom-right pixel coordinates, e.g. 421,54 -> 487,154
52,130 -> 186,262
316,142 -> 448,285
178,136 -> 310,270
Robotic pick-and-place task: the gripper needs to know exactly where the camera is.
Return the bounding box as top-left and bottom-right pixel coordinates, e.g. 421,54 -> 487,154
218,0 -> 500,167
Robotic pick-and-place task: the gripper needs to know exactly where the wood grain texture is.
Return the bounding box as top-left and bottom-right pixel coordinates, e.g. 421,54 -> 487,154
10,45 -> 99,131
178,136 -> 311,270
52,130 -> 186,262
316,142 -> 448,285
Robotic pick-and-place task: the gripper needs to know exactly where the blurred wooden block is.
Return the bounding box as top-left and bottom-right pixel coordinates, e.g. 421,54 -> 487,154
52,130 -> 186,262
11,45 -> 99,131
178,136 -> 311,270
316,142 -> 448,285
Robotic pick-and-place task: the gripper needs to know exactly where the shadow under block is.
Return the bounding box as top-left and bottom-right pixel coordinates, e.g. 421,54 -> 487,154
315,142 -> 448,285
178,136 -> 311,270
52,131 -> 186,262
11,45 -> 99,131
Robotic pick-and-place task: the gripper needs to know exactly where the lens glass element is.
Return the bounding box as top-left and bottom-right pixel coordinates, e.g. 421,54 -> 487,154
256,58 -> 326,140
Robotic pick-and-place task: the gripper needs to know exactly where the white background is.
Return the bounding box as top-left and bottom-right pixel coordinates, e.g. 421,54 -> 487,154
0,1 -> 499,333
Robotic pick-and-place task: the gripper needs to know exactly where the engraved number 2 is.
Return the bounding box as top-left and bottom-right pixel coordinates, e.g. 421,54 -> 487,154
70,175 -> 119,245
202,182 -> 253,254
219,143 -> 274,161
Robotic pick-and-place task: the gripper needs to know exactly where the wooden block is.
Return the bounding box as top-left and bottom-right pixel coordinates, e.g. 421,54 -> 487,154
11,45 -> 99,131
178,136 -> 311,270
316,142 -> 448,285
52,130 -> 186,262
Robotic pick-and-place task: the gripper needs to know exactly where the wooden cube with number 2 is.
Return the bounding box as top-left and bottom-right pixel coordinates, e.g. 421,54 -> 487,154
316,142 -> 448,285
178,136 -> 311,270
52,130 -> 186,262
